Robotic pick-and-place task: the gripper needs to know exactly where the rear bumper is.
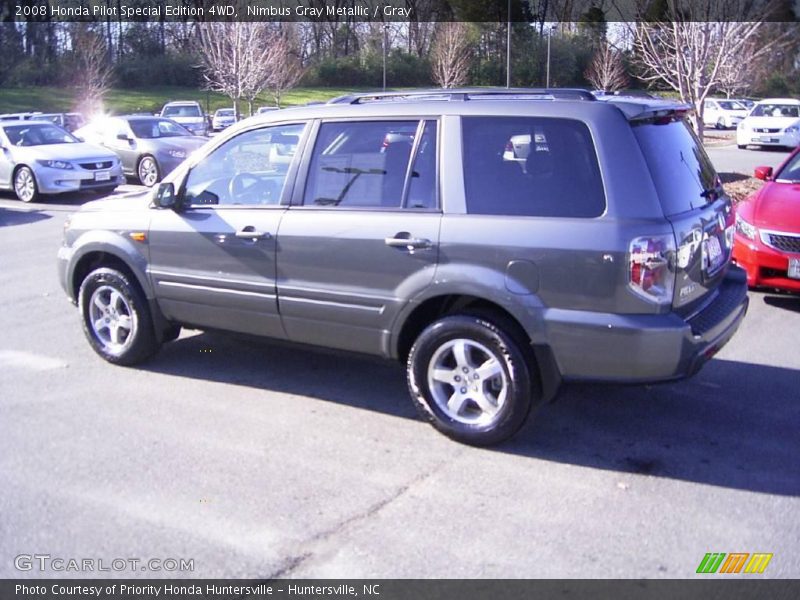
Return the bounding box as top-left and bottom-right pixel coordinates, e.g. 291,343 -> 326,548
544,266 -> 749,383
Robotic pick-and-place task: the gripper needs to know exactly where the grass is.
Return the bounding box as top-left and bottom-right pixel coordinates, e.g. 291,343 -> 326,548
0,86 -> 372,115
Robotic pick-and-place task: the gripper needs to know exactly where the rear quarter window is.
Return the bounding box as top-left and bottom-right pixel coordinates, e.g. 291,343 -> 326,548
462,116 -> 605,218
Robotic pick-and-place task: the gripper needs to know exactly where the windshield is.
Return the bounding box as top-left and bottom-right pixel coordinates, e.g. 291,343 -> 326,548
216,109 -> 234,117
776,152 -> 800,183
633,118 -> 719,216
717,101 -> 745,111
2,123 -> 77,146
162,105 -> 201,118
750,104 -> 800,118
129,118 -> 191,139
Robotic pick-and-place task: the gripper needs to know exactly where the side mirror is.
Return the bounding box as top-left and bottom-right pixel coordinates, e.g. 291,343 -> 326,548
116,133 -> 131,141
152,182 -> 180,210
754,166 -> 773,181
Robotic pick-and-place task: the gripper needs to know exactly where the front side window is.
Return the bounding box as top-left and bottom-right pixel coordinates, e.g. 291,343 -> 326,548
462,116 -> 605,218
183,123 -> 304,207
130,119 -> 191,139
303,120 -> 437,209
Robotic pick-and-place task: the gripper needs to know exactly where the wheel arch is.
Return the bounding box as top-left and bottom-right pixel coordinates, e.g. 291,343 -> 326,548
393,293 -> 562,402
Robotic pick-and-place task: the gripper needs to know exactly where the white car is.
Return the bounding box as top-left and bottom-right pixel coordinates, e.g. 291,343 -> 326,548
703,98 -> 749,129
736,98 -> 800,150
159,101 -> 208,137
211,108 -> 237,131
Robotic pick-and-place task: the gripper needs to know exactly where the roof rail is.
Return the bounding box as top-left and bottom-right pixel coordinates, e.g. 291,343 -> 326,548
327,88 -> 597,105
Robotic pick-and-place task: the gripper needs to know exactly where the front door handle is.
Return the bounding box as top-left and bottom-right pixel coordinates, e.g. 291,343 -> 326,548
385,232 -> 433,251
235,226 -> 271,240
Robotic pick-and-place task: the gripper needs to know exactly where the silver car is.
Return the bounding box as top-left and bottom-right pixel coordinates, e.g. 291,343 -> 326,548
212,108 -> 237,131
75,116 -> 208,187
0,120 -> 123,203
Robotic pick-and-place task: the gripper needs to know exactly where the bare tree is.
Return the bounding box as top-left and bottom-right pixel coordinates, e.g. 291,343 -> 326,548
263,29 -> 305,109
431,22 -> 473,89
196,22 -> 276,117
630,0 -> 786,139
70,25 -> 114,117
584,43 -> 629,92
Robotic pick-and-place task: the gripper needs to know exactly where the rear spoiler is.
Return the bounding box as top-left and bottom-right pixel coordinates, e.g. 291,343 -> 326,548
598,97 -> 694,121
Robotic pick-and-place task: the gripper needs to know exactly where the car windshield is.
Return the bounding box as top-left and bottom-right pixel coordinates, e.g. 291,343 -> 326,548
129,118 -> 191,139
3,123 -> 77,146
750,104 -> 800,118
775,152 -> 800,183
162,105 -> 201,118
717,101 -> 745,111
216,109 -> 234,117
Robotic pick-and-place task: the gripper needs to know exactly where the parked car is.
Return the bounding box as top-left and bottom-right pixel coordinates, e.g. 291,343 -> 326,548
211,108 -> 238,131
0,112 -> 38,121
33,112 -> 86,132
0,120 -> 123,202
736,98 -> 800,150
74,116 -> 208,187
732,146 -> 800,293
159,101 -> 208,136
57,88 -> 748,446
731,98 -> 756,110
703,98 -> 749,129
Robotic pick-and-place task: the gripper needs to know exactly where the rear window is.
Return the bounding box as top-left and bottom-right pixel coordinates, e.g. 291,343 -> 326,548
462,117 -> 605,218
633,119 -> 718,216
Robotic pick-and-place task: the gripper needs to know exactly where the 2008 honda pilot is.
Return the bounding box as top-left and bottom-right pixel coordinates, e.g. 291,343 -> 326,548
58,89 -> 748,445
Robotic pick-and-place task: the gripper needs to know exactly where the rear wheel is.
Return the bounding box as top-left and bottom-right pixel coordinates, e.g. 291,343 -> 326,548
14,166 -> 39,203
407,314 -> 537,446
737,144 -> 746,149
137,155 -> 160,187
78,267 -> 160,365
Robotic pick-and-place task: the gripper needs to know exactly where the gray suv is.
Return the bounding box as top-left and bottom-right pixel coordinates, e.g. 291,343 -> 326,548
58,89 -> 748,446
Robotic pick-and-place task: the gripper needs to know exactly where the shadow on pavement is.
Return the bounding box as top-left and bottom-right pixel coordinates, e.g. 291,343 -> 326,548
762,294 -> 800,313
0,207 -> 52,227
145,331 -> 800,497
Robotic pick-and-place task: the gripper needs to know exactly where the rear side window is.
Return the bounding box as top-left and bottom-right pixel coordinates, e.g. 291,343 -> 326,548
462,116 -> 605,218
633,119 -> 717,216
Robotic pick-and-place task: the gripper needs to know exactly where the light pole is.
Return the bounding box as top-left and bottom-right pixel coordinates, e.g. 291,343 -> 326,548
382,25 -> 388,91
506,0 -> 511,88
546,25 -> 556,88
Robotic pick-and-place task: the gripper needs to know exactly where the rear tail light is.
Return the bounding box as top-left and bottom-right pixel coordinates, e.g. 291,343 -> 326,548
504,141 -> 513,153
628,234 -> 676,305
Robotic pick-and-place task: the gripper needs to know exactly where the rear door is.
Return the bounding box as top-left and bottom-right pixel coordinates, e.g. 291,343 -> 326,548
633,118 -> 734,312
275,118 -> 440,355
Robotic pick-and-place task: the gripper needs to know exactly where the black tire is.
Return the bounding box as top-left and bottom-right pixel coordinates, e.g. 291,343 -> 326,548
137,155 -> 160,187
78,267 -> 160,365
13,165 -> 39,203
737,144 -> 747,150
407,314 -> 538,446
716,118 -> 725,130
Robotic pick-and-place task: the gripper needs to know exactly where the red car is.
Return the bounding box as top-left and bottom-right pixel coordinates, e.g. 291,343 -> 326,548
732,147 -> 800,292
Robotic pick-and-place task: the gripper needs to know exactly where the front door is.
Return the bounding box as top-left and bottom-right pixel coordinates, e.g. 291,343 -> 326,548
276,119 -> 441,355
147,122 -> 306,338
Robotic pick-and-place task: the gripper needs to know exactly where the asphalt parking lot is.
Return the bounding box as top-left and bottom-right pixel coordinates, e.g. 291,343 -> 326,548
1,142 -> 799,579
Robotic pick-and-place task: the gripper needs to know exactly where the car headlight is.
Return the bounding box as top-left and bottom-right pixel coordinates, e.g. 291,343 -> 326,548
785,125 -> 799,133
166,149 -> 187,159
735,213 -> 757,240
37,159 -> 73,170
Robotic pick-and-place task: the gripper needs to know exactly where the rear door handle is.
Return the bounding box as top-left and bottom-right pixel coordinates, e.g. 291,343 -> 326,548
385,233 -> 432,251
235,226 -> 271,240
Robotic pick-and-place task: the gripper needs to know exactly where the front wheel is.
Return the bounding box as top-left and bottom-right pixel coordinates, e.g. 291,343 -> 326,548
137,155 -> 160,187
14,166 -> 39,203
716,118 -> 726,130
78,267 -> 160,365
407,315 -> 538,446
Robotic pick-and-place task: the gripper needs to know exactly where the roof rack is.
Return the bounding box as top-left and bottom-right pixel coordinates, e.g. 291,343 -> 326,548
327,88 -> 597,105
